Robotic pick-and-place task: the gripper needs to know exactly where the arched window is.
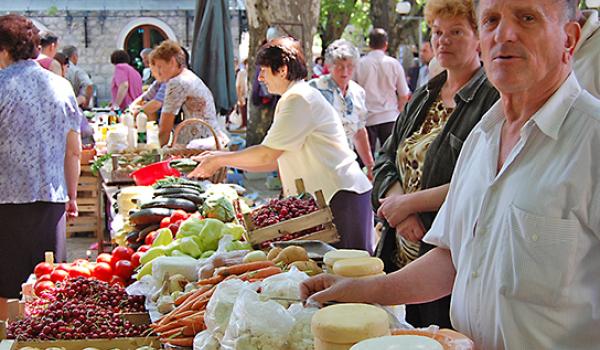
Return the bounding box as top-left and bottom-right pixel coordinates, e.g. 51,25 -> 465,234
124,25 -> 168,74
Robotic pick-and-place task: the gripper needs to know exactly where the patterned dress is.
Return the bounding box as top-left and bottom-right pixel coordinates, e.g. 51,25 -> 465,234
394,97 -> 453,267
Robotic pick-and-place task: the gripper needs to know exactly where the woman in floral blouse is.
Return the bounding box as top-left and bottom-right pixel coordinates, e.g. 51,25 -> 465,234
309,39 -> 375,180
0,15 -> 82,318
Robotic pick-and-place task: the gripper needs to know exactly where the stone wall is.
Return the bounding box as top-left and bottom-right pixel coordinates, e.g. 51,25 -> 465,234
25,9 -> 241,104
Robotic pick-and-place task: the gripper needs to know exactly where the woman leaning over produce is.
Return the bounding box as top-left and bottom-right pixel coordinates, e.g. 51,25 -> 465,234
189,37 -> 374,253
0,14 -> 82,318
373,0 -> 499,328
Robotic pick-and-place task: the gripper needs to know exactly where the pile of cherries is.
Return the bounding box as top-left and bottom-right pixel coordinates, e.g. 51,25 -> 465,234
251,196 -> 319,228
8,278 -> 148,341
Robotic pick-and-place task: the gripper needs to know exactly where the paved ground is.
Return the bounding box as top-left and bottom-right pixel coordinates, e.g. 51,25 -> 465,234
66,175 -> 279,261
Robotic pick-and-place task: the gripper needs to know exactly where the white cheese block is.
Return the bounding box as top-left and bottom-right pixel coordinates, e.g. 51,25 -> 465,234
323,249 -> 370,267
312,303 -> 390,344
350,335 -> 444,350
333,257 -> 385,277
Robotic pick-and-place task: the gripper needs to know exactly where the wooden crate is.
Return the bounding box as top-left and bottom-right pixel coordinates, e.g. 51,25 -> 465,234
243,179 -> 340,247
66,165 -> 101,237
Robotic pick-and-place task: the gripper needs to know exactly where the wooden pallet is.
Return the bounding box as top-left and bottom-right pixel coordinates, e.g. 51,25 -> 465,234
66,165 -> 101,237
243,179 -> 340,247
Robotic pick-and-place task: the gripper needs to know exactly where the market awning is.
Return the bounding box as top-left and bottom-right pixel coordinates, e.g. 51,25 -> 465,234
191,0 -> 237,114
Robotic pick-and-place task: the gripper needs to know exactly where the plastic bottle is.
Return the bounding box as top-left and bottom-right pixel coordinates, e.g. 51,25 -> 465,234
146,121 -> 160,149
137,110 -> 148,147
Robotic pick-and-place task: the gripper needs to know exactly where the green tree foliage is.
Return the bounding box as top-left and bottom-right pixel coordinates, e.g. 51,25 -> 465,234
319,0 -> 372,54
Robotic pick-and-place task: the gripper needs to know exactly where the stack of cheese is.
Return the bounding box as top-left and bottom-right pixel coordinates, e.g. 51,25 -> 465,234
350,335 -> 444,350
117,186 -> 153,218
311,303 -> 390,350
323,250 -> 385,278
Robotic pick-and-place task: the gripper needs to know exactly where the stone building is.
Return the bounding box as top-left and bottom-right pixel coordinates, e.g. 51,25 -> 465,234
1,0 -> 247,104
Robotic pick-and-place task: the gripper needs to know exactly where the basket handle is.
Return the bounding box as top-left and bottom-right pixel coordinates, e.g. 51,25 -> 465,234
169,119 -> 222,151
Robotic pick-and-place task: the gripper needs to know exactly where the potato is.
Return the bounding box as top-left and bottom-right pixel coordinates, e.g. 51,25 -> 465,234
273,245 -> 309,264
290,259 -> 323,276
267,247 -> 283,261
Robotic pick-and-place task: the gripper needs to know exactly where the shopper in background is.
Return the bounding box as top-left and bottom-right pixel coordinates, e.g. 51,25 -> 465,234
189,38 -> 375,253
573,4 -> 600,98
355,28 -> 410,158
35,31 -> 62,75
140,48 -> 153,84
0,14 -> 81,318
53,52 -> 69,77
309,39 -> 375,180
312,56 -> 326,78
234,58 -> 248,129
63,45 -> 94,109
149,40 -> 227,147
373,0 -> 499,329
110,49 -> 143,111
130,52 -> 167,122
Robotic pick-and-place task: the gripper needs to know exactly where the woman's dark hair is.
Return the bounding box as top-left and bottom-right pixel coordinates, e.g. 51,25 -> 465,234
54,52 -> 68,66
39,30 -> 58,48
0,14 -> 40,61
110,50 -> 130,65
256,37 -> 307,81
181,46 -> 191,69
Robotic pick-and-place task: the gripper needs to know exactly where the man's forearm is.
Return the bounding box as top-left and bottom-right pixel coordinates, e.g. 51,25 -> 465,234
114,83 -> 128,108
84,85 -> 93,107
358,247 -> 455,305
397,95 -> 409,113
404,184 -> 450,213
64,131 -> 82,200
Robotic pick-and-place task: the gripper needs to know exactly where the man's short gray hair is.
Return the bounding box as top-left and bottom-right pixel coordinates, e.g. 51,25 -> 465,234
140,48 -> 152,58
325,39 -> 360,66
62,45 -> 77,59
474,0 -> 578,21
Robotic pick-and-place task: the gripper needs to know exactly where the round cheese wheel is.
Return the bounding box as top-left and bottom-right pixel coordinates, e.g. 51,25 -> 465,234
312,303 -> 390,344
333,257 -> 385,277
323,249 -> 370,267
314,338 -> 354,350
350,335 -> 444,350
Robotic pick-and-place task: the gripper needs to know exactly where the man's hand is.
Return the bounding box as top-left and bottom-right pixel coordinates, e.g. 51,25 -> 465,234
188,151 -> 229,178
66,199 -> 78,219
377,193 -> 415,227
395,214 -> 426,242
300,274 -> 362,306
366,165 -> 374,182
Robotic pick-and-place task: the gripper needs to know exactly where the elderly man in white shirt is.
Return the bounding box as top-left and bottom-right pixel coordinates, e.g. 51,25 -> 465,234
300,1 -> 600,349
574,7 -> 600,98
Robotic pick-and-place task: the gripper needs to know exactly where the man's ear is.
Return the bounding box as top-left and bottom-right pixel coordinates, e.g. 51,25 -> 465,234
563,21 -> 581,63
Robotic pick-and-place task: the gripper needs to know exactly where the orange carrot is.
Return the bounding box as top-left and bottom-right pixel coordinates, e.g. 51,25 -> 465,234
197,274 -> 224,285
164,337 -> 194,347
174,291 -> 196,306
240,266 -> 282,281
157,287 -> 211,325
155,324 -> 185,336
216,260 -> 275,276
181,325 -> 198,336
191,298 -> 209,311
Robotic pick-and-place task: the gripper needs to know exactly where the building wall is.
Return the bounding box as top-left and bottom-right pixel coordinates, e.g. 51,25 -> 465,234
24,9 -> 241,104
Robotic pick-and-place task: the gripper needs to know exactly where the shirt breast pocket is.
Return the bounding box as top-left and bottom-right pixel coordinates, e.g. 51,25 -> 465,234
499,204 -> 579,305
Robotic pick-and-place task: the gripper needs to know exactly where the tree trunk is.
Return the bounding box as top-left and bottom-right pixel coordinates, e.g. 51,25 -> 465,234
320,0 -> 357,56
245,0 -> 321,146
369,0 -> 422,57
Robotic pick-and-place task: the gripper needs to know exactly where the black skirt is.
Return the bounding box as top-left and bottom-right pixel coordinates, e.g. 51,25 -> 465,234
0,202 -> 64,298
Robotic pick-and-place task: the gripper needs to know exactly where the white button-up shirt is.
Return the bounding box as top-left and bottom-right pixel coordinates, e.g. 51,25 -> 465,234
574,10 -> 600,98
354,50 -> 410,126
424,73 -> 600,350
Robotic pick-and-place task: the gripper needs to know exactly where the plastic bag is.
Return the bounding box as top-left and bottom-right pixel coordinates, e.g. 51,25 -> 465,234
260,267 -> 309,308
221,288 -> 295,350
197,241 -> 248,280
151,256 -> 200,282
193,330 -> 221,350
286,303 -> 318,350
205,279 -> 257,340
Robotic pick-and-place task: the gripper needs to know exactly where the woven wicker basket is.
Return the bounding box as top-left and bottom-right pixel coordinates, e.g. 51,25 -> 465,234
164,119 -> 227,183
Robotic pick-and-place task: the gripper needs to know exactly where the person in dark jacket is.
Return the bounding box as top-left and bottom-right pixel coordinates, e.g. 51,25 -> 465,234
372,0 -> 499,329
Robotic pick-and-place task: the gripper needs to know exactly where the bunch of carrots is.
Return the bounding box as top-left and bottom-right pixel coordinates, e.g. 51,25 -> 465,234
150,260 -> 282,347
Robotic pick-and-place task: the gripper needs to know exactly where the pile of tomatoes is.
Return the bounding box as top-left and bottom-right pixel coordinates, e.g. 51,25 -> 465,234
33,246 -> 139,296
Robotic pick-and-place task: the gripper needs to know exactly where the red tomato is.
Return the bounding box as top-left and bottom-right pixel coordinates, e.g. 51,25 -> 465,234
37,274 -> 52,282
114,260 -> 134,280
55,263 -> 72,272
72,258 -> 88,266
110,275 -> 126,287
130,252 -> 143,269
92,262 -> 113,282
34,262 -> 54,278
34,281 -> 55,296
50,269 -> 69,283
112,246 -> 134,262
137,244 -> 151,253
96,253 -> 112,264
170,210 -> 188,223
69,265 -> 91,279
159,217 -> 171,228
144,231 -> 158,245
167,222 -> 181,237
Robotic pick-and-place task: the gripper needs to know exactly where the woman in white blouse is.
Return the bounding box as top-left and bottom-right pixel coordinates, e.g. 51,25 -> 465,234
189,37 -> 374,253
